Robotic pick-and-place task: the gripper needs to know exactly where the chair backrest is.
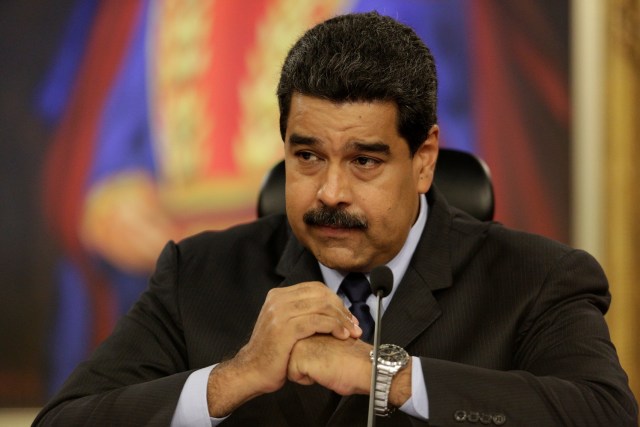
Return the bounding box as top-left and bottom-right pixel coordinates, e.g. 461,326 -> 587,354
257,148 -> 495,221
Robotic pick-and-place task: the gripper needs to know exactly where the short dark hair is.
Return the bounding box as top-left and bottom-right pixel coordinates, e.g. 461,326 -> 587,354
277,11 -> 438,155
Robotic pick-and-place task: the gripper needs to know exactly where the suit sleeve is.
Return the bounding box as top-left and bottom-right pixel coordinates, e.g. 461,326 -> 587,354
33,241 -> 193,426
419,249 -> 638,426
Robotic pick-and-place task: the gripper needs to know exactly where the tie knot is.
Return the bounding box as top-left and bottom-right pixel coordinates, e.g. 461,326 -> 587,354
340,272 -> 371,304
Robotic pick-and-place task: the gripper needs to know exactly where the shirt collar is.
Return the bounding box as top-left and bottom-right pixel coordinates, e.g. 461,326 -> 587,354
320,193 -> 429,310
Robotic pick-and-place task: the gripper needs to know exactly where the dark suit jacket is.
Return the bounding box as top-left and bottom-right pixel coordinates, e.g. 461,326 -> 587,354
34,188 -> 638,426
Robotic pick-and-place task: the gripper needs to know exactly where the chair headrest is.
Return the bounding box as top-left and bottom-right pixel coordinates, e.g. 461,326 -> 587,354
257,160 -> 286,219
257,148 -> 494,221
433,148 -> 495,221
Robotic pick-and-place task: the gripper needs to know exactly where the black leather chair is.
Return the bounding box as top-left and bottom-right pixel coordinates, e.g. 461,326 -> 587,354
257,148 -> 495,221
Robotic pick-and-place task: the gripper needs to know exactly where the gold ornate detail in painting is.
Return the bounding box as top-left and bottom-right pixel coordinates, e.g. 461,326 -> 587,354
147,0 -> 348,229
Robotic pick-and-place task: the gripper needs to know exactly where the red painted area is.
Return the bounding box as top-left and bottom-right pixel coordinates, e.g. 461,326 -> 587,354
203,0 -> 272,176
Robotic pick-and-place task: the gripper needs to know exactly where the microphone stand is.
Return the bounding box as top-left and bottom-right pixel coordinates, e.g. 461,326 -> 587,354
367,289 -> 384,427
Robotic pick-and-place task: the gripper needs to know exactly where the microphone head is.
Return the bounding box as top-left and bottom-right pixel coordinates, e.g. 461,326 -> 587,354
370,265 -> 394,298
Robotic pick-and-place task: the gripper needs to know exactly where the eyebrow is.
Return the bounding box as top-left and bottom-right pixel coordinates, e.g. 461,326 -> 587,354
288,133 -> 390,155
348,141 -> 390,155
288,133 -> 319,147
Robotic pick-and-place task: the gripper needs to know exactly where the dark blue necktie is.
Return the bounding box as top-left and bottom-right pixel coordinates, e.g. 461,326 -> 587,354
339,272 -> 374,343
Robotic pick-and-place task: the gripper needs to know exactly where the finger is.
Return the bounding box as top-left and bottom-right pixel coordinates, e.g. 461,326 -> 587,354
261,310 -> 348,341
289,312 -> 364,340
288,371 -> 315,386
269,282 -> 348,313
267,285 -> 359,332
280,296 -> 362,338
288,341 -> 314,385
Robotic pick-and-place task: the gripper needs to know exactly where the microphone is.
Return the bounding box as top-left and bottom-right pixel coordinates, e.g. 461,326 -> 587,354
367,265 -> 394,427
370,265 -> 394,299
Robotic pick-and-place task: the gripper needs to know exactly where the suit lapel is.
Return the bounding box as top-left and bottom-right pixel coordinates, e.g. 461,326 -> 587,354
380,266 -> 442,347
381,187 -> 455,347
275,226 -> 322,286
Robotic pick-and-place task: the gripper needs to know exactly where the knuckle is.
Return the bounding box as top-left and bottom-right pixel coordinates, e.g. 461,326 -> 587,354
293,299 -> 309,311
263,303 -> 278,319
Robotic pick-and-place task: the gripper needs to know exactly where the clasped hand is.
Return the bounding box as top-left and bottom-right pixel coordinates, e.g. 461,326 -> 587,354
207,282 -> 373,417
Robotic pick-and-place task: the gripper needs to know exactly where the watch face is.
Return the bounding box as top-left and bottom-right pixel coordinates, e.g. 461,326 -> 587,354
378,344 -> 409,365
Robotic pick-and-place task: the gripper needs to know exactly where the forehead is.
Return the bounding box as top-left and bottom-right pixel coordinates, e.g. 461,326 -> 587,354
286,93 -> 403,148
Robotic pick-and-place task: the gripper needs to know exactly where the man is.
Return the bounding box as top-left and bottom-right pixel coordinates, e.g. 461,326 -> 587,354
34,12 -> 637,426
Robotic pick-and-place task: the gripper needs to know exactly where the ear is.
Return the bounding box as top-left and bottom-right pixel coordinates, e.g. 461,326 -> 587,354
414,125 -> 439,193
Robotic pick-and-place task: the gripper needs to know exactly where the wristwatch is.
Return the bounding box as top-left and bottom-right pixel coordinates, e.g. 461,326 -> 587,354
370,344 -> 410,416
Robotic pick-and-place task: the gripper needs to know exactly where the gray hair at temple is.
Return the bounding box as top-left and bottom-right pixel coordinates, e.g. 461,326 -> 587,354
276,11 -> 438,156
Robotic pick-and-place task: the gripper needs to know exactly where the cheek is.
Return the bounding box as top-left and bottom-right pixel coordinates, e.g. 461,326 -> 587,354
285,188 -> 299,217
363,185 -> 417,235
362,196 -> 399,232
377,203 -> 410,232
285,181 -> 313,217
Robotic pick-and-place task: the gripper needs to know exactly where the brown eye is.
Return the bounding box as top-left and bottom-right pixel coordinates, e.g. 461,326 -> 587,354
297,151 -> 318,162
354,157 -> 380,167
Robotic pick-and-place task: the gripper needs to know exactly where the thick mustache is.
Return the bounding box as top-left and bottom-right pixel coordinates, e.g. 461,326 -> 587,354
303,207 -> 368,229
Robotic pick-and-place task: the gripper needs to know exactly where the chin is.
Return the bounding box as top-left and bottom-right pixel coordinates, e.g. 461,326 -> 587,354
315,250 -> 370,272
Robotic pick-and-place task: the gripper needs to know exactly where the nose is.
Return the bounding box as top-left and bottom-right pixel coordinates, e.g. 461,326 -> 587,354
317,163 -> 352,207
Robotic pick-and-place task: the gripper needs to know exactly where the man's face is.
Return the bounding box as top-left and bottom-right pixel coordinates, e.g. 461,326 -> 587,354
284,93 -> 438,272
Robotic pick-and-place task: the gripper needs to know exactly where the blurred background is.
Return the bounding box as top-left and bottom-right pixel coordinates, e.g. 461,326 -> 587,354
0,0 -> 637,424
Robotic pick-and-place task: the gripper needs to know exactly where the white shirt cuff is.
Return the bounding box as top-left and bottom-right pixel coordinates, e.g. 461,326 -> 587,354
171,364 -> 229,427
398,356 -> 429,420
